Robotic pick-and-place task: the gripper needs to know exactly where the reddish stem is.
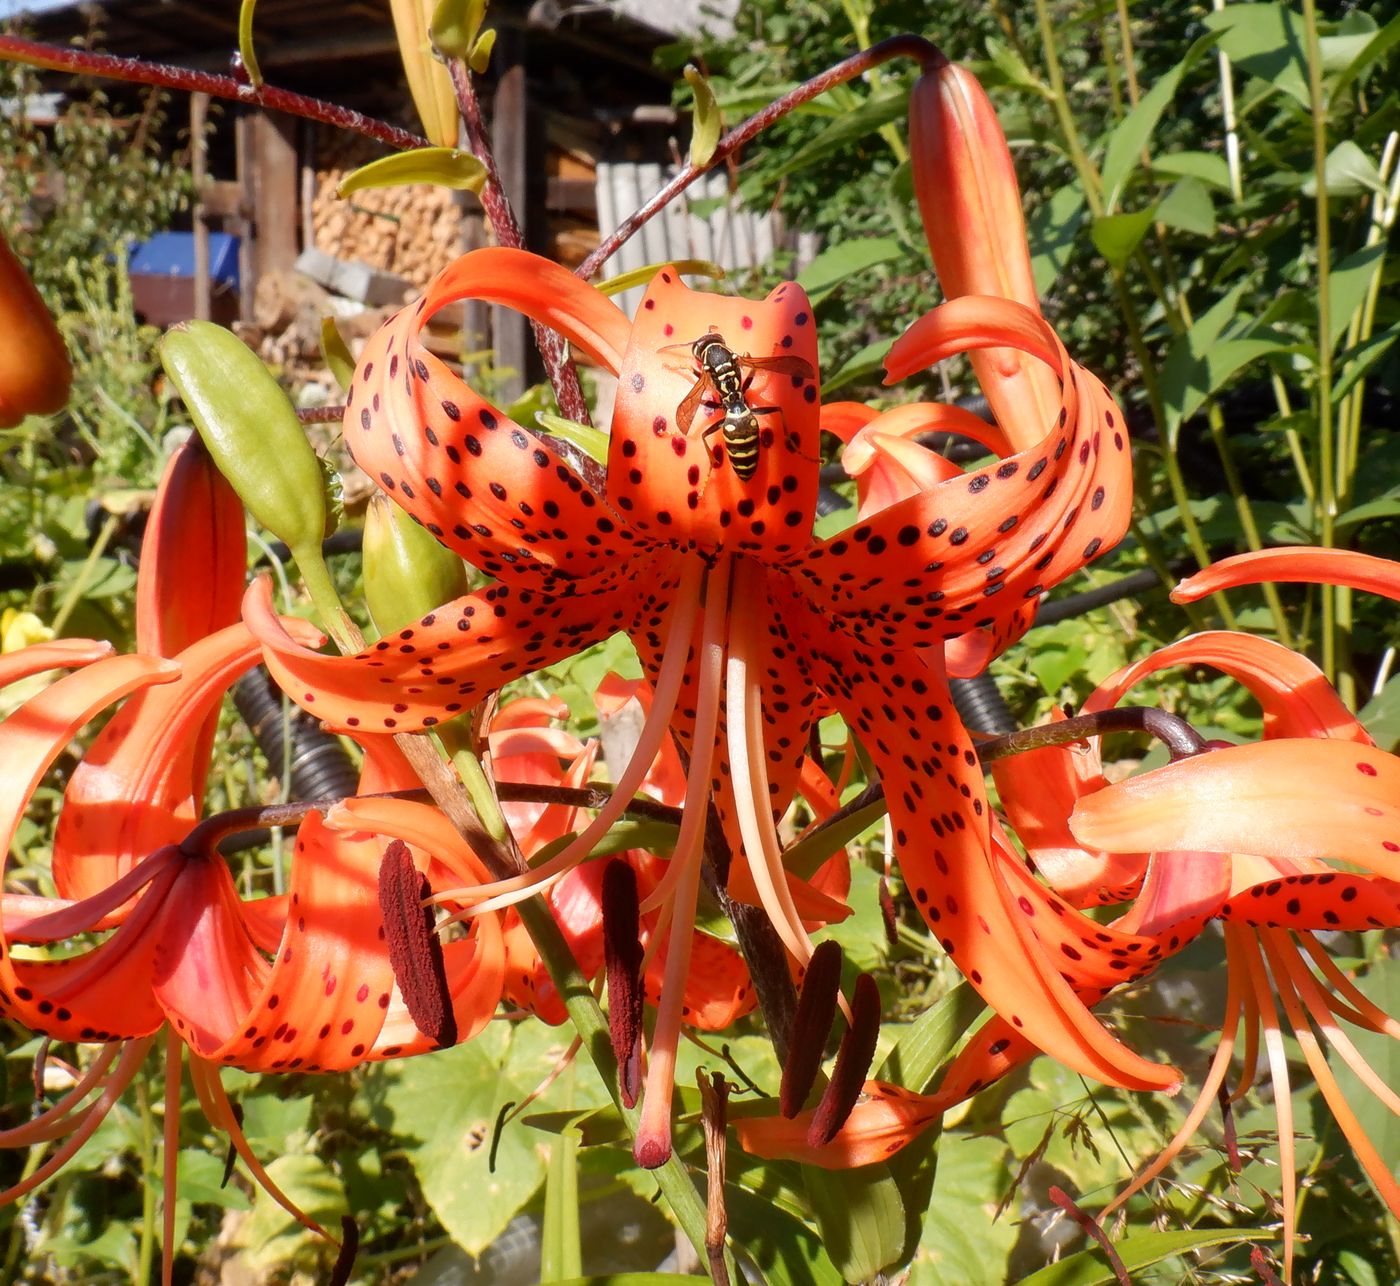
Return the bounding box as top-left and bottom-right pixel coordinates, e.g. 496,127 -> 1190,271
576,34 -> 947,282
447,58 -> 591,430
0,36 -> 427,152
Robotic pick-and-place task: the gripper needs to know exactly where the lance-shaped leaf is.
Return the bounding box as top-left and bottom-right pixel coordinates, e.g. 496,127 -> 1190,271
337,148 -> 487,197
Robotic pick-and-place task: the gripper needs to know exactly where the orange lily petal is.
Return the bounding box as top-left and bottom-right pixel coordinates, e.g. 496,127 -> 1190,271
607,271 -> 821,556
1070,740 -> 1400,881
244,558 -> 667,733
1174,546 -> 1400,605
736,1080 -> 942,1168
0,638 -> 113,690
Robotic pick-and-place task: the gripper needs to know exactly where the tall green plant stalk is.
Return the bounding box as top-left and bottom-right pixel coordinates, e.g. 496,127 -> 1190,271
1300,0 -> 1342,697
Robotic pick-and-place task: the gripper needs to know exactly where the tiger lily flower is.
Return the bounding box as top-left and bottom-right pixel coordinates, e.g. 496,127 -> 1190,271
0,443 -> 504,1282
246,58 -> 1155,1165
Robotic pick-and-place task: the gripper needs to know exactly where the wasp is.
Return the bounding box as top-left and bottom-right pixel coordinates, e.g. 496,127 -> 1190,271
672,332 -> 813,481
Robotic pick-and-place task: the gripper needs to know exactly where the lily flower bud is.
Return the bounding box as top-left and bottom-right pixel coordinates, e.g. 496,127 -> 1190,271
363,493 -> 470,635
137,438 -> 247,657
159,321 -> 328,558
0,227 -> 71,428
908,62 -> 1061,449
390,0 -> 461,147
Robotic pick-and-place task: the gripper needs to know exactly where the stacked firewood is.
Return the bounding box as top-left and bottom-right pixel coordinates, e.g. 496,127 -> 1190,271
310,130 -> 466,288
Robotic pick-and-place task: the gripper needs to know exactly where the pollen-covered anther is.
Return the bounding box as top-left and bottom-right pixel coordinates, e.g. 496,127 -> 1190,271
780,938 -> 843,1118
806,972 -> 882,1147
378,839 -> 458,1048
602,859 -> 645,1108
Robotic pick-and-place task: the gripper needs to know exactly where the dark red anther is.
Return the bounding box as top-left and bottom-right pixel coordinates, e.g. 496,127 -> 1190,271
806,971 -> 881,1147
602,859 -> 644,1107
378,839 -> 457,1048
329,1215 -> 360,1286
221,1102 -> 245,1189
1048,1187 -> 1130,1286
780,939 -> 843,1118
878,876 -> 898,946
1216,1080 -> 1241,1172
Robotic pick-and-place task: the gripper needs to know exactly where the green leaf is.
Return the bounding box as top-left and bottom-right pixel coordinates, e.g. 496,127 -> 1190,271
726,1184 -> 845,1286
1335,325 -> 1398,401
468,27 -> 497,73
1159,284 -> 1294,444
1303,140 -> 1389,198
542,1277 -> 708,1285
772,89 -> 908,179
1327,243 -> 1385,349
1090,207 -> 1157,269
684,65 -> 722,168
1013,1226 -> 1279,1284
1100,32 -> 1221,211
320,316 -> 356,392
541,1127 -> 583,1281
1155,177 -> 1215,237
796,237 -> 903,307
877,982 -> 986,1092
824,335 -> 895,395
337,147 -> 487,196
1359,673 -> 1400,752
535,412 -> 611,466
1336,493 -> 1400,534
983,36 -> 1049,96
911,1132 -> 1015,1284
1149,150 -> 1234,190
785,794 -> 886,880
1204,4 -> 1311,105
1028,183 -> 1087,295
430,0 -> 486,58
1332,12 -> 1400,100
369,1021 -> 608,1254
597,259 -> 724,296
804,1166 -> 907,1282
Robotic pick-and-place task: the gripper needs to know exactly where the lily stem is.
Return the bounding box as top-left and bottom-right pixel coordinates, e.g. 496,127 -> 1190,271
446,59 -> 591,430
577,33 -> 947,282
0,36 -> 426,151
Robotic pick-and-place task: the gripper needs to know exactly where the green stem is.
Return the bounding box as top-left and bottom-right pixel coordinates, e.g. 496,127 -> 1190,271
293,543 -> 361,656
512,895 -> 730,1275
1300,0 -> 1338,687
135,1068 -> 158,1286
49,513 -> 119,635
1204,404 -> 1293,646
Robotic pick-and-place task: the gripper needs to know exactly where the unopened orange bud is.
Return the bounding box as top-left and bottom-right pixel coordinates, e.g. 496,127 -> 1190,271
0,228 -> 71,428
909,64 -> 1060,449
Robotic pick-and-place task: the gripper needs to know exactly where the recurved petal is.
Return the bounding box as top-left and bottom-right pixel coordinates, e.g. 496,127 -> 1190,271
1221,872 -> 1400,931
52,621 -> 317,903
0,638 -> 113,690
1070,740 -> 1400,882
735,1080 -> 942,1168
346,247 -> 633,581
809,639 -> 1178,1091
246,556 -> 664,733
607,270 -> 821,557
1086,631 -> 1369,743
797,296 -> 1130,657
1174,547 -> 1400,605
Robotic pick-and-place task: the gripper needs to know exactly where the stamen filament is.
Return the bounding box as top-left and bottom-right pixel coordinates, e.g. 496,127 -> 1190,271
431,558 -> 706,917
725,562 -> 814,965
0,1042 -> 122,1147
634,557 -> 730,1169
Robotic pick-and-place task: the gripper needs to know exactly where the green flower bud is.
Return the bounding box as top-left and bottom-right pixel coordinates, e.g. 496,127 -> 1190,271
363,493 -> 470,634
159,321 -> 328,558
